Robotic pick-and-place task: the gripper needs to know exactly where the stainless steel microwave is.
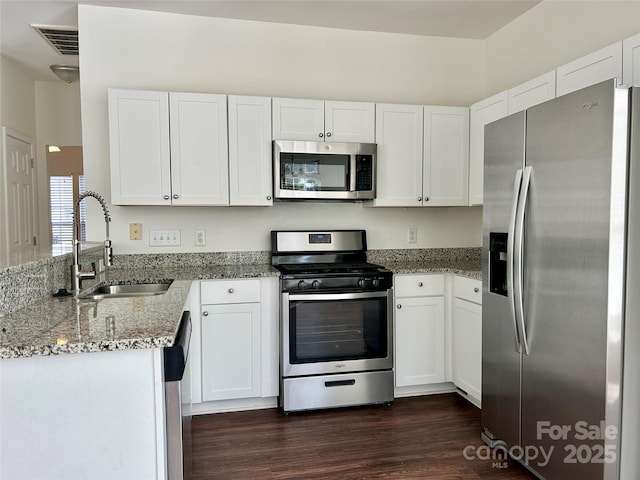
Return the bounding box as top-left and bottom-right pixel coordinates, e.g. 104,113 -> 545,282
273,140 -> 376,201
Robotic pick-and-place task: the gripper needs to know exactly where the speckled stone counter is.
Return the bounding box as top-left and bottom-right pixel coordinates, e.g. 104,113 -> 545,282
0,258 -> 278,359
382,259 -> 482,280
369,247 -> 482,280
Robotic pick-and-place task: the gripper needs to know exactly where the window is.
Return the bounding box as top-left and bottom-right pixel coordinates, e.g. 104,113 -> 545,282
49,175 -> 85,250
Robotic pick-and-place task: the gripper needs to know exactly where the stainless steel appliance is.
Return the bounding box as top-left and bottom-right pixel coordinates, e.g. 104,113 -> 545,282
164,310 -> 192,480
271,230 -> 394,413
481,79 -> 640,479
273,140 -> 376,200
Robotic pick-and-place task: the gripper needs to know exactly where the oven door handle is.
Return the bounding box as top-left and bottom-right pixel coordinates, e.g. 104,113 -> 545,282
285,291 -> 391,301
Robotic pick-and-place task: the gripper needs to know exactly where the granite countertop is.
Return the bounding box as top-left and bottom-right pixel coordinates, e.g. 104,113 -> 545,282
383,259 -> 482,280
0,263 -> 278,359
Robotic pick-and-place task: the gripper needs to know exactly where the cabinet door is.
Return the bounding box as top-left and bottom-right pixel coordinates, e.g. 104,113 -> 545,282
169,92 -> 229,205
108,89 -> 170,205
324,100 -> 375,143
508,71 -> 556,114
468,91 -> 508,206
272,98 -> 324,141
373,104 -> 423,206
394,295 -> 445,387
452,297 -> 482,403
228,96 -> 273,206
556,42 -> 623,96
423,106 -> 469,206
201,302 -> 261,401
623,32 -> 640,87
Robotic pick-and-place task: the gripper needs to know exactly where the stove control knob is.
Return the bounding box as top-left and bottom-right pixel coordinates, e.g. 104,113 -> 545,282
312,280 -> 320,289
372,278 -> 381,288
358,278 -> 366,288
297,280 -> 306,289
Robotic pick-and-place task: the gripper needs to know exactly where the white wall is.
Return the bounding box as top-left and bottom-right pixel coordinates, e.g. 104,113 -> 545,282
0,56 -> 37,255
78,5 -> 485,253
35,81 -> 83,248
484,0 -> 640,96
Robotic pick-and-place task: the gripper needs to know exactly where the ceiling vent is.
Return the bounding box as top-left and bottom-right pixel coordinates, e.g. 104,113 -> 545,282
31,24 -> 78,56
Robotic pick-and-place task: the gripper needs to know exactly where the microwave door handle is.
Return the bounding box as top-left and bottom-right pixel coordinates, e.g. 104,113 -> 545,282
350,155 -> 356,191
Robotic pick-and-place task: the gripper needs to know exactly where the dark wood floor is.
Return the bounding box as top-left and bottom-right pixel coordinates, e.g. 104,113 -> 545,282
191,393 -> 536,479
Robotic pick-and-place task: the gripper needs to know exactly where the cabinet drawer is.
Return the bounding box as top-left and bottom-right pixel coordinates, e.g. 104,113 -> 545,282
454,275 -> 482,304
394,274 -> 444,297
201,279 -> 261,304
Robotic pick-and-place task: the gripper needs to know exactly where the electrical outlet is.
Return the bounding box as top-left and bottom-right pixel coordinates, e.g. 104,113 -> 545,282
195,229 -> 206,246
149,229 -> 181,246
129,223 -> 142,241
408,226 -> 417,244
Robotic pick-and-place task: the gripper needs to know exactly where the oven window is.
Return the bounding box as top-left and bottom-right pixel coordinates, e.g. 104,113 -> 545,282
288,297 -> 388,363
279,153 -> 350,191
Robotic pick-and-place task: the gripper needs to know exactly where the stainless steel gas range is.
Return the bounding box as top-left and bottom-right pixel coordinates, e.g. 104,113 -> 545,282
271,230 -> 394,413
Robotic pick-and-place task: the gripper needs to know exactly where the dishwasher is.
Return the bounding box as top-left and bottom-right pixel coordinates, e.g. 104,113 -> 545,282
164,310 -> 192,480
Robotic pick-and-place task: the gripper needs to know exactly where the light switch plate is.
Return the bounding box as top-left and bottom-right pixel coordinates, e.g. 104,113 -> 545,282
194,229 -> 206,246
408,226 -> 417,244
149,229 -> 181,246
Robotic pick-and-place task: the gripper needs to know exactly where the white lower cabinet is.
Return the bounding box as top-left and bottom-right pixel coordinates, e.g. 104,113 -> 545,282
193,277 -> 279,412
452,275 -> 482,406
393,274 -> 446,393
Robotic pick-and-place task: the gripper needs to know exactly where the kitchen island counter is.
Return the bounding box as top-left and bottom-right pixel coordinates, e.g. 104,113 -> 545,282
0,263 -> 278,360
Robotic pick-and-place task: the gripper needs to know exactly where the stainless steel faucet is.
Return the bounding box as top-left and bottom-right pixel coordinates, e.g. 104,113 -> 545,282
71,191 -> 113,294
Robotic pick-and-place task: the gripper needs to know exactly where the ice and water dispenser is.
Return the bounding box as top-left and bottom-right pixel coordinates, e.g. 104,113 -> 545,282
489,233 -> 508,296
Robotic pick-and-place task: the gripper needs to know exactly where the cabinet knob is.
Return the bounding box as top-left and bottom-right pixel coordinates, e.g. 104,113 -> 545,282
417,196 -> 422,202
163,195 -> 170,200
202,311 -> 209,317
326,132 -> 332,137
228,288 -> 235,294
424,197 -> 429,202
474,287 -> 479,293
173,194 -> 179,200
318,132 -> 324,138
418,282 -> 423,287
266,195 -> 272,201
396,304 -> 402,309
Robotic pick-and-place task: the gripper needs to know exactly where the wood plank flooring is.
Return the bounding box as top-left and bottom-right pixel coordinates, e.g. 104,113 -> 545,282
191,393 -> 536,479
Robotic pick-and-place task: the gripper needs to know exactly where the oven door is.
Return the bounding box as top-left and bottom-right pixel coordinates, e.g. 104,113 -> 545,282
281,290 -> 393,377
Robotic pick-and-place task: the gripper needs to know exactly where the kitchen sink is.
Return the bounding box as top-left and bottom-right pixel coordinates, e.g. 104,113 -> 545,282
79,281 -> 173,300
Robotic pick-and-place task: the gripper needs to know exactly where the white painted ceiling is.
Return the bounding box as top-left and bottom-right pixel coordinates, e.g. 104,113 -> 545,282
0,0 -> 540,82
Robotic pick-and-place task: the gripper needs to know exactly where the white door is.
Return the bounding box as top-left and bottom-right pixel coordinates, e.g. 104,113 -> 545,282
556,42 -> 623,96
169,92 -> 229,206
423,106 -> 469,206
452,297 -> 482,402
623,32 -> 640,87
324,100 -> 375,143
3,128 -> 37,253
507,71 -> 556,115
373,104 -> 424,207
272,98 -> 324,141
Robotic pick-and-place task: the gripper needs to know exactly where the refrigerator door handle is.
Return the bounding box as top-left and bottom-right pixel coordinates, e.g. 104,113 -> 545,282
514,166 -> 532,355
507,168 -> 523,352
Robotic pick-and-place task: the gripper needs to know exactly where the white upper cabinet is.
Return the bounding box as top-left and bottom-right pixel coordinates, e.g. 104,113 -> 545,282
468,91 -> 509,206
109,89 -> 229,206
623,32 -> 640,86
169,92 -> 229,206
109,89 -> 171,205
272,98 -> 375,143
507,71 -> 556,115
373,103 -> 424,206
556,42 -> 623,96
228,96 -> 273,206
423,106 -> 469,206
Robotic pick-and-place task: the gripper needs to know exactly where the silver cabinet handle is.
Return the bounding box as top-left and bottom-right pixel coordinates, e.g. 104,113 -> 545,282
173,194 -> 179,199
228,288 -> 235,294
418,282 -> 423,287
202,311 -> 209,317
318,132 -> 324,138
266,195 -> 272,201
163,195 -> 170,200
424,197 -> 429,202
326,132 -> 332,137
396,304 -> 402,309
474,287 -> 479,293
417,196 -> 422,201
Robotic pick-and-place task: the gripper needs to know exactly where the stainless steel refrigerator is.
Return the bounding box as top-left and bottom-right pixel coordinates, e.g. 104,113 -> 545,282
481,79 -> 640,480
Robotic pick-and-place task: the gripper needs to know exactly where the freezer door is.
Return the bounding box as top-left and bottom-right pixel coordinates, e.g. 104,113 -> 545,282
521,79 -> 627,479
481,111 -> 525,449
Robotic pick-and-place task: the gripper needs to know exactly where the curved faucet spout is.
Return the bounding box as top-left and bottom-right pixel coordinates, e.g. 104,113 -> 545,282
72,191 -> 113,294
